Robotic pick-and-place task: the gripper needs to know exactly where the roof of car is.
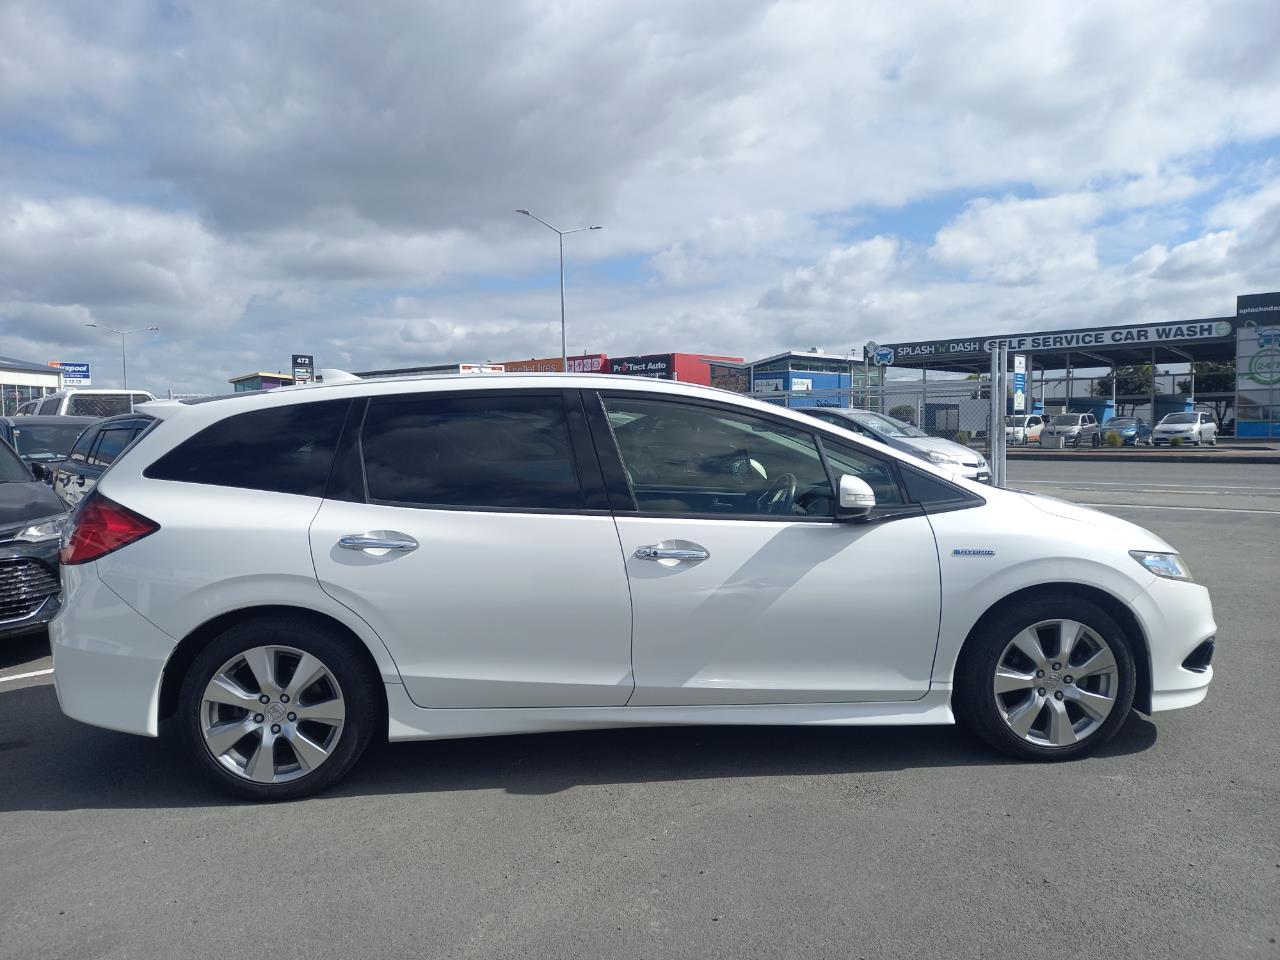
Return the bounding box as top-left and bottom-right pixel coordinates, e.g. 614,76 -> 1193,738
0,415 -> 100,425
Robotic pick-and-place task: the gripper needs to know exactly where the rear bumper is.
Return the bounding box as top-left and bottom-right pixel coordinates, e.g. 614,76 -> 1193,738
50,564 -> 176,737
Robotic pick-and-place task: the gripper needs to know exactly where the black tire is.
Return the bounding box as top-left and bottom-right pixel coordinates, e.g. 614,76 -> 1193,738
954,596 -> 1136,761
177,615 -> 382,800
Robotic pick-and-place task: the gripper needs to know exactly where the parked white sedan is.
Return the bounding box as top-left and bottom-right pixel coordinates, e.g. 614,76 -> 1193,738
1152,411 -> 1218,446
51,373 -> 1216,799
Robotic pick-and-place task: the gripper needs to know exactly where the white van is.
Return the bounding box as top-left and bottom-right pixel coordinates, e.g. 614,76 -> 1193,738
30,388 -> 155,418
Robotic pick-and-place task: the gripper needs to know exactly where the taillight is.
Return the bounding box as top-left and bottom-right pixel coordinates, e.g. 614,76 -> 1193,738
59,492 -> 159,565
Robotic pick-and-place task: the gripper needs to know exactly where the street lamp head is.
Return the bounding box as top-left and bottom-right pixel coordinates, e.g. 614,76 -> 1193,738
146,326 -> 159,331
516,209 -> 530,216
85,322 -> 99,328
589,225 -> 602,230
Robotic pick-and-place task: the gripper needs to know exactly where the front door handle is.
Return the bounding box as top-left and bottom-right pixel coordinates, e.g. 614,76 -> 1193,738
635,543 -> 710,562
338,534 -> 419,553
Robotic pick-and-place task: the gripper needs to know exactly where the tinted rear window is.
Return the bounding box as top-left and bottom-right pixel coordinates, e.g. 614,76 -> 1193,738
66,395 -> 149,417
361,393 -> 583,510
89,428 -> 134,467
146,400 -> 349,496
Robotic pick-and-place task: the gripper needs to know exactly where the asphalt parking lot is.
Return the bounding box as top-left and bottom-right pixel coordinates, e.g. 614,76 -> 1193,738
1,460 -> 1277,960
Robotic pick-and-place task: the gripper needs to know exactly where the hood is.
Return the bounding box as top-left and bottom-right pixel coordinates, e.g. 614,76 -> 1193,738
902,436 -> 985,462
0,480 -> 66,527
1020,492 -> 1173,552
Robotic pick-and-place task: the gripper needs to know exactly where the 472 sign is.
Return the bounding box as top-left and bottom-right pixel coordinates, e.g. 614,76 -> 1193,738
291,354 -> 314,383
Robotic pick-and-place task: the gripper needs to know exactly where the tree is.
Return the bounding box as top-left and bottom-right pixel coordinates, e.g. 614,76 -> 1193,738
1091,364 -> 1159,415
888,403 -> 917,424
1178,362 -> 1235,422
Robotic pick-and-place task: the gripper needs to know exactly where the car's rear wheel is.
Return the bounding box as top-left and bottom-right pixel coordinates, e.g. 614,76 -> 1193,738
955,597 -> 1136,761
178,616 -> 380,800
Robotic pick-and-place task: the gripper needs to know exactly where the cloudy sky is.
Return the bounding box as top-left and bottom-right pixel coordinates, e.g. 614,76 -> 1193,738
3,0 -> 1279,394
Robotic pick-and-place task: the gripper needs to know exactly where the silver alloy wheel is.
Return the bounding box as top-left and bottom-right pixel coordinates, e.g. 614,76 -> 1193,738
993,619 -> 1119,748
199,644 -> 346,784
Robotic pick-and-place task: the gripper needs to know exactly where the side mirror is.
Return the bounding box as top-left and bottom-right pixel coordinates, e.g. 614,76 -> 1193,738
836,474 -> 876,520
29,462 -> 47,482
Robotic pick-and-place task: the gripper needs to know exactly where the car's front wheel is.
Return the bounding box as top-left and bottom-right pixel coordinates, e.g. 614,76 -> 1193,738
178,615 -> 381,800
955,597 -> 1136,761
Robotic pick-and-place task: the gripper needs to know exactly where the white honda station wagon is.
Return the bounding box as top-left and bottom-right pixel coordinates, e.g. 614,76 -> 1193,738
51,373 -> 1216,800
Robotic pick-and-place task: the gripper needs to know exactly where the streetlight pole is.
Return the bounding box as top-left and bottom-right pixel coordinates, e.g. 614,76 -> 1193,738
516,209 -> 601,370
85,323 -> 158,406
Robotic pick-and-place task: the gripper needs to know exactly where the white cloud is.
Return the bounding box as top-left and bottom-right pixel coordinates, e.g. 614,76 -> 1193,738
1,0 -> 1279,391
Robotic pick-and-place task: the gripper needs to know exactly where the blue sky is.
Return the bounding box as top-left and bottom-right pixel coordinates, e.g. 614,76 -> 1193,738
2,0 -> 1279,392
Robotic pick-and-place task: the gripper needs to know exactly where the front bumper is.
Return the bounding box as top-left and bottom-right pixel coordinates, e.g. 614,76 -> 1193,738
0,539 -> 61,640
1130,575 -> 1216,712
50,564 -> 177,737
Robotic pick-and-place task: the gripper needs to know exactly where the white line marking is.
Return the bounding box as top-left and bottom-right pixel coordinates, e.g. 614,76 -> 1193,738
1016,479 -> 1280,492
1079,502 -> 1280,516
0,668 -> 53,683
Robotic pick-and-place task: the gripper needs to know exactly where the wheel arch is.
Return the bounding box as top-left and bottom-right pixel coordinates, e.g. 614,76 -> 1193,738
956,583 -> 1152,714
158,605 -> 389,724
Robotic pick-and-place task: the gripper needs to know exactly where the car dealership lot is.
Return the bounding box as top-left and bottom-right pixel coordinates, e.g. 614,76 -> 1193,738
1,461 -> 1277,960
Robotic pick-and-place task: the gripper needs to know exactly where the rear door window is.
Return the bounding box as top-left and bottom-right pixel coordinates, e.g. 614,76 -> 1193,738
38,396 -> 61,415
145,400 -> 349,496
68,426 -> 99,463
87,428 -> 132,467
360,392 -> 584,511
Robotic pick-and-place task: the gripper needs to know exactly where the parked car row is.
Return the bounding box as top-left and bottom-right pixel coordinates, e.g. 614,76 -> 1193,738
0,390 -> 156,642
804,408 -> 991,482
1004,411 -> 1219,448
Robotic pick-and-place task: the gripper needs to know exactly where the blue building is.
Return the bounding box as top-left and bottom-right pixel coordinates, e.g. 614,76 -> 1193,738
711,350 -> 875,408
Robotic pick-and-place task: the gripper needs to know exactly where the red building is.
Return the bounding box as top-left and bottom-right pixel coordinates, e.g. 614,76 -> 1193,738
606,352 -> 742,386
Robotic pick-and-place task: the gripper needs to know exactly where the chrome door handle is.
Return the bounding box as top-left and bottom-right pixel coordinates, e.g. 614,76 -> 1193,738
635,544 -> 710,562
338,535 -> 418,552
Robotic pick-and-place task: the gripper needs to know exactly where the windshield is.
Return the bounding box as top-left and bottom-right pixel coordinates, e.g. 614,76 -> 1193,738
849,411 -> 928,438
1051,415 -> 1082,426
12,423 -> 87,460
1109,419 -> 1136,428
1162,413 -> 1197,424
0,440 -> 31,482
1004,416 -> 1029,427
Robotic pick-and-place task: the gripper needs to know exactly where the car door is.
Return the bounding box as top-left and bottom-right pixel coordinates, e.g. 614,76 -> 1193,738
308,388 -> 635,709
592,391 -> 942,706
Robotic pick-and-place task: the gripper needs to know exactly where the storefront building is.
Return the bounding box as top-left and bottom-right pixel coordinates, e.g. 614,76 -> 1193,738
228,371 -> 296,392
499,354 -> 608,373
707,350 -> 874,407
606,353 -> 742,386
1,356 -> 62,415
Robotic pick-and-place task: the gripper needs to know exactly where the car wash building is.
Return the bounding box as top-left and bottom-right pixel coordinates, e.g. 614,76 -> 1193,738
873,292 -> 1280,438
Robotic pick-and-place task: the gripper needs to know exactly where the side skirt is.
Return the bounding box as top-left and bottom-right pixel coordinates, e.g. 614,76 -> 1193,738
385,682 -> 955,742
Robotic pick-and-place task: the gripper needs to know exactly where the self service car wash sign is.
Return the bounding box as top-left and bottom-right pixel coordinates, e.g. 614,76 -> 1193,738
49,360 -> 91,386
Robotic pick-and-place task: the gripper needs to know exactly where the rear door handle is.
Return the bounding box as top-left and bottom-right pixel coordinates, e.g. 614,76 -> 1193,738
338,534 -> 419,553
635,544 -> 710,562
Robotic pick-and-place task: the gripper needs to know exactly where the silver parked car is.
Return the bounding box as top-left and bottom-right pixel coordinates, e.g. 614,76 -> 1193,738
1040,412 -> 1100,447
1152,412 -> 1217,446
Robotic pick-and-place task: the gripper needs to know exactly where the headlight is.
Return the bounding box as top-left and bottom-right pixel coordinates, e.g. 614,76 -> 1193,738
15,515 -> 67,543
1130,550 -> 1193,582
922,450 -> 961,466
